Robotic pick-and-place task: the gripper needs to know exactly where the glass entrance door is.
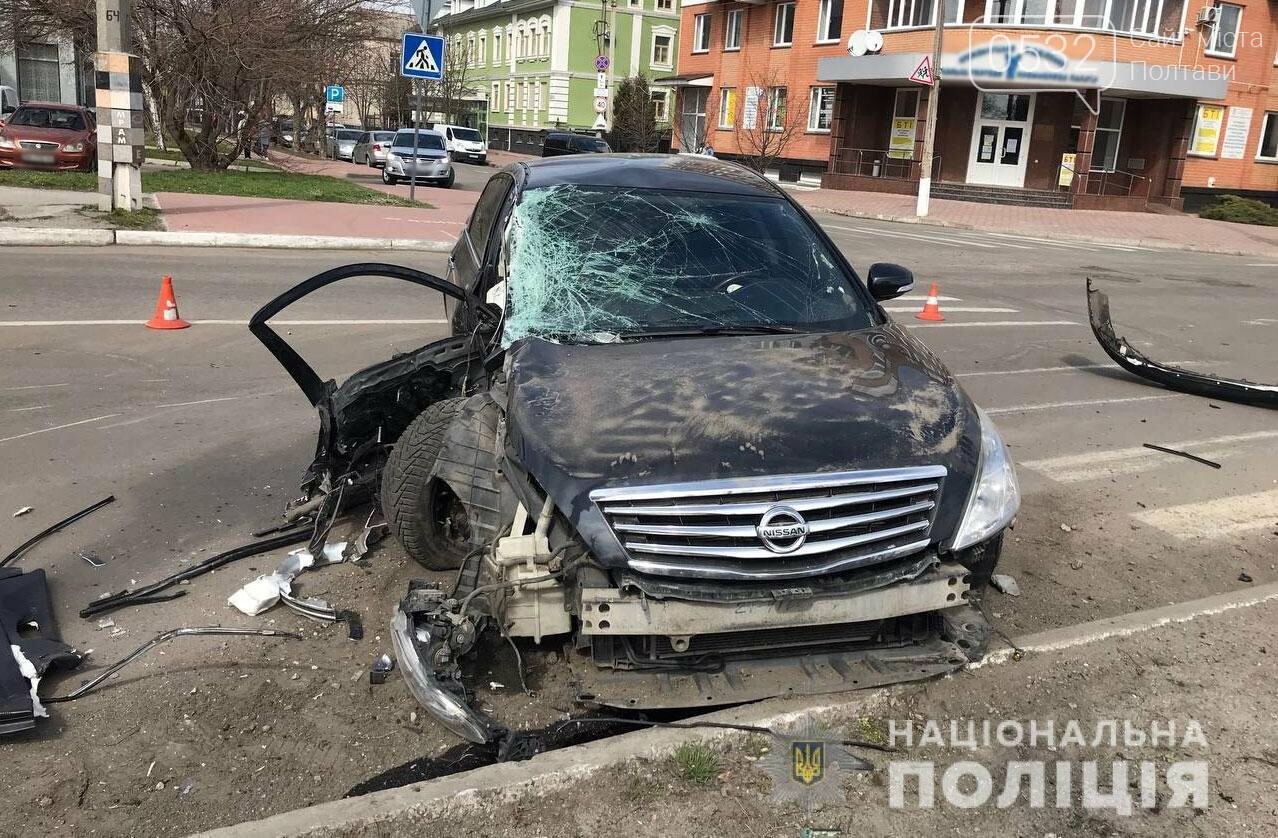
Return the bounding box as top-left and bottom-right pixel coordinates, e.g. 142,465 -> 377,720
967,92 -> 1035,188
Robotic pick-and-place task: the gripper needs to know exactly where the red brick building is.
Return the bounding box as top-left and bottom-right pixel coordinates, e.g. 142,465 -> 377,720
666,0 -> 1277,210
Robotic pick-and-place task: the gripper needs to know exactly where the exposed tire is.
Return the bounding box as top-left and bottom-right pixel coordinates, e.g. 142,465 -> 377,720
441,170 -> 455,188
380,398 -> 469,570
382,167 -> 396,185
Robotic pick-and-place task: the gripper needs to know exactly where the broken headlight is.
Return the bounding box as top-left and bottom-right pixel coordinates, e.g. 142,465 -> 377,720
951,406 -> 1019,551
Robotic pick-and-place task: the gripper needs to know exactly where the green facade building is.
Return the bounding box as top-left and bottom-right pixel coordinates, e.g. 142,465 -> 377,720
433,0 -> 680,152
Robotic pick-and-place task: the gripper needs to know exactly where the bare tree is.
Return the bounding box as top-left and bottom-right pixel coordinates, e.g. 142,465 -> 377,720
723,65 -> 804,172
0,0 -> 388,170
418,39 -> 475,125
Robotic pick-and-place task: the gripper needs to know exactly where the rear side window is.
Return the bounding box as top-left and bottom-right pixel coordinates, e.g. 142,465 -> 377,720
467,174 -> 513,258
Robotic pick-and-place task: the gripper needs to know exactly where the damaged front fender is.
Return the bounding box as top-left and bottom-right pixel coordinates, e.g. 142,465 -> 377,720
1087,279 -> 1278,409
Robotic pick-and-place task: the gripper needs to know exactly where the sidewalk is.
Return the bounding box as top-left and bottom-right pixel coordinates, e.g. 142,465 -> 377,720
791,186 -> 1278,257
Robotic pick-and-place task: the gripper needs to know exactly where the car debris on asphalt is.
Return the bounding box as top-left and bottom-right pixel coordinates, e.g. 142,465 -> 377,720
1087,278 -> 1277,409
1,495 -> 115,569
1142,443 -> 1223,469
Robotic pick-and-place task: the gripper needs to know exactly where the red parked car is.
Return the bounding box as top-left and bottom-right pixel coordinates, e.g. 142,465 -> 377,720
0,103 -> 97,172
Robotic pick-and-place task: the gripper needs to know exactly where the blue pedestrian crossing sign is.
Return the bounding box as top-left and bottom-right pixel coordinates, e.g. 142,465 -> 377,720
325,85 -> 344,104
402,33 -> 445,80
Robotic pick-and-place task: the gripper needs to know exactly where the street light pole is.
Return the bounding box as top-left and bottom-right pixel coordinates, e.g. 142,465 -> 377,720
915,1 -> 945,218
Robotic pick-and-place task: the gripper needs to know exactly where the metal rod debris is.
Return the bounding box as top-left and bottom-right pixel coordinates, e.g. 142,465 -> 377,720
42,626 -> 301,703
1142,443 -> 1222,469
1,495 -> 116,568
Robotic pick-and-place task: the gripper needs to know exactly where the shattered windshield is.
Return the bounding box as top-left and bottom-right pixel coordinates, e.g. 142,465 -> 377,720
501,184 -> 872,346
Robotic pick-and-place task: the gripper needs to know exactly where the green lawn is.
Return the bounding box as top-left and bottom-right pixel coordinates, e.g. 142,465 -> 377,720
144,146 -> 277,171
0,167 -> 424,207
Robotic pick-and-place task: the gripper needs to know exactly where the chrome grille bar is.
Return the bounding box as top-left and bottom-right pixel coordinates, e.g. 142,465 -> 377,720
590,466 -> 945,581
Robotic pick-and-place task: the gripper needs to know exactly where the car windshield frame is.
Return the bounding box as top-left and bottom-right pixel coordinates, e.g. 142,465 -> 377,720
451,127 -> 482,142
9,106 -> 85,131
393,131 -> 445,150
497,183 -> 877,347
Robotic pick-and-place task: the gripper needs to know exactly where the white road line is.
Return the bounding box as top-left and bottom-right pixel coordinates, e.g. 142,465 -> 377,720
0,319 -> 448,327
1133,489 -> 1278,539
0,382 -> 71,391
895,294 -> 963,302
825,224 -> 1005,249
906,319 -> 1078,329
6,405 -> 50,412
957,359 -> 1216,378
1020,430 -> 1278,483
981,231 -> 1145,252
153,396 -> 244,409
1245,263 -> 1278,267
987,394 -> 1176,415
0,413 -> 121,444
884,306 -> 1018,313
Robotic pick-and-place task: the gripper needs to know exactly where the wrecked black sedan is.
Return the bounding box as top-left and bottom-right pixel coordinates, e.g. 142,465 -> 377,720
252,155 -> 1020,743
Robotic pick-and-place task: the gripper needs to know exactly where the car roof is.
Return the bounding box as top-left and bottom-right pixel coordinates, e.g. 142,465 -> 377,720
515,154 -> 782,198
15,102 -> 86,111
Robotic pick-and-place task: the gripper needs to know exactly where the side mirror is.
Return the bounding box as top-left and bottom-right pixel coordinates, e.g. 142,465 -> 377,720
866,263 -> 915,302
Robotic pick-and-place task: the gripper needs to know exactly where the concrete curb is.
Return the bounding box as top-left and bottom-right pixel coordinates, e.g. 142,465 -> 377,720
0,227 -> 453,251
192,580 -> 1278,838
0,227 -> 115,246
801,204 -> 1278,259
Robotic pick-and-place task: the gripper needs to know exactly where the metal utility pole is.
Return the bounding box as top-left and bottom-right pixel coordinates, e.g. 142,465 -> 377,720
409,0 -> 434,204
915,3 -> 945,218
95,0 -> 143,211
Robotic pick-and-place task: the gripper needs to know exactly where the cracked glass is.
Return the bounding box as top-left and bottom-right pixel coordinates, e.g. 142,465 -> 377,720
501,183 -> 873,346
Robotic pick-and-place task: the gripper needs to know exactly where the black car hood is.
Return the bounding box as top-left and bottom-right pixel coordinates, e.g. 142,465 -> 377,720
504,325 -> 981,569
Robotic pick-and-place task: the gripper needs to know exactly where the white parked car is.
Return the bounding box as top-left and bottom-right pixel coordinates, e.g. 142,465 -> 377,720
437,124 -> 486,165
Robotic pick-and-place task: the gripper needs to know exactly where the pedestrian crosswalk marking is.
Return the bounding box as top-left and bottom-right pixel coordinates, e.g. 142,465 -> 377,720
1133,489 -> 1278,539
1020,430 -> 1278,483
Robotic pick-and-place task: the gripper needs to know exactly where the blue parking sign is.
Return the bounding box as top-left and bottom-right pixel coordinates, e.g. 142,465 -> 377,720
402,33 -> 445,80
325,85 -> 344,103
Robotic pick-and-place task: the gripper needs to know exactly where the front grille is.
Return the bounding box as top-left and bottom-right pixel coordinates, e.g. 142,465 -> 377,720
590,466 -> 945,581
19,141 -> 58,150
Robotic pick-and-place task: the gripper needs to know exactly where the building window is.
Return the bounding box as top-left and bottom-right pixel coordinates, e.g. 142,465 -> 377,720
693,14 -> 711,52
773,3 -> 795,46
816,0 -> 844,43
718,87 -> 736,128
506,81 -> 515,114
630,0 -> 641,6
16,43 -> 61,103
766,86 -> 787,130
533,81 -> 542,111
651,90 -> 669,122
807,86 -> 834,132
725,10 -> 743,50
1090,97 -> 1125,172
1188,103 -> 1224,157
1205,3 -> 1242,57
466,34 -> 476,66
652,31 -> 674,68
540,16 -> 552,55
477,33 -> 486,65
491,82 -> 501,112
882,0 -> 960,29
656,0 -> 673,10
493,29 -> 502,64
1256,112 -> 1278,161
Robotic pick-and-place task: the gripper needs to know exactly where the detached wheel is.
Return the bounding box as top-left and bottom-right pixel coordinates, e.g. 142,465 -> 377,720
380,398 -> 471,570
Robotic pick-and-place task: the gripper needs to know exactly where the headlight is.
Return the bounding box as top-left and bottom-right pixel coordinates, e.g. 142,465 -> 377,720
62,141 -> 84,152
951,406 -> 1019,550
387,152 -> 401,163
0,134 -> 15,149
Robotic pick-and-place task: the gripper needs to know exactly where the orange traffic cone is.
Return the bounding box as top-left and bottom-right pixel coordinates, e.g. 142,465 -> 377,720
915,283 -> 945,322
145,275 -> 190,330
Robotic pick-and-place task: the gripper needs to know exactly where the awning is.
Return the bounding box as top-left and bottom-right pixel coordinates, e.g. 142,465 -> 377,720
653,73 -> 714,88
818,52 -> 1228,100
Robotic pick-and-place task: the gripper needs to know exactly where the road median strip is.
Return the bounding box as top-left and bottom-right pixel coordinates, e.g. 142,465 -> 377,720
193,580 -> 1278,838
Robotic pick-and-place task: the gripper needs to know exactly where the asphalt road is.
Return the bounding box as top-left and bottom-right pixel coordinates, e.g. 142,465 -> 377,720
1,222 -> 1274,833
3,230 -> 1273,634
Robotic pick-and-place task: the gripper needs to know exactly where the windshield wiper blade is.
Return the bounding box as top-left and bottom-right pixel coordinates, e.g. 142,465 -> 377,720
619,324 -> 806,339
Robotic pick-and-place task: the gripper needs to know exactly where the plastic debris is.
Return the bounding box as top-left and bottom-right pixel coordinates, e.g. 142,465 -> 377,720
990,574 -> 1021,597
370,653 -> 395,685
12,507 -> 32,518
